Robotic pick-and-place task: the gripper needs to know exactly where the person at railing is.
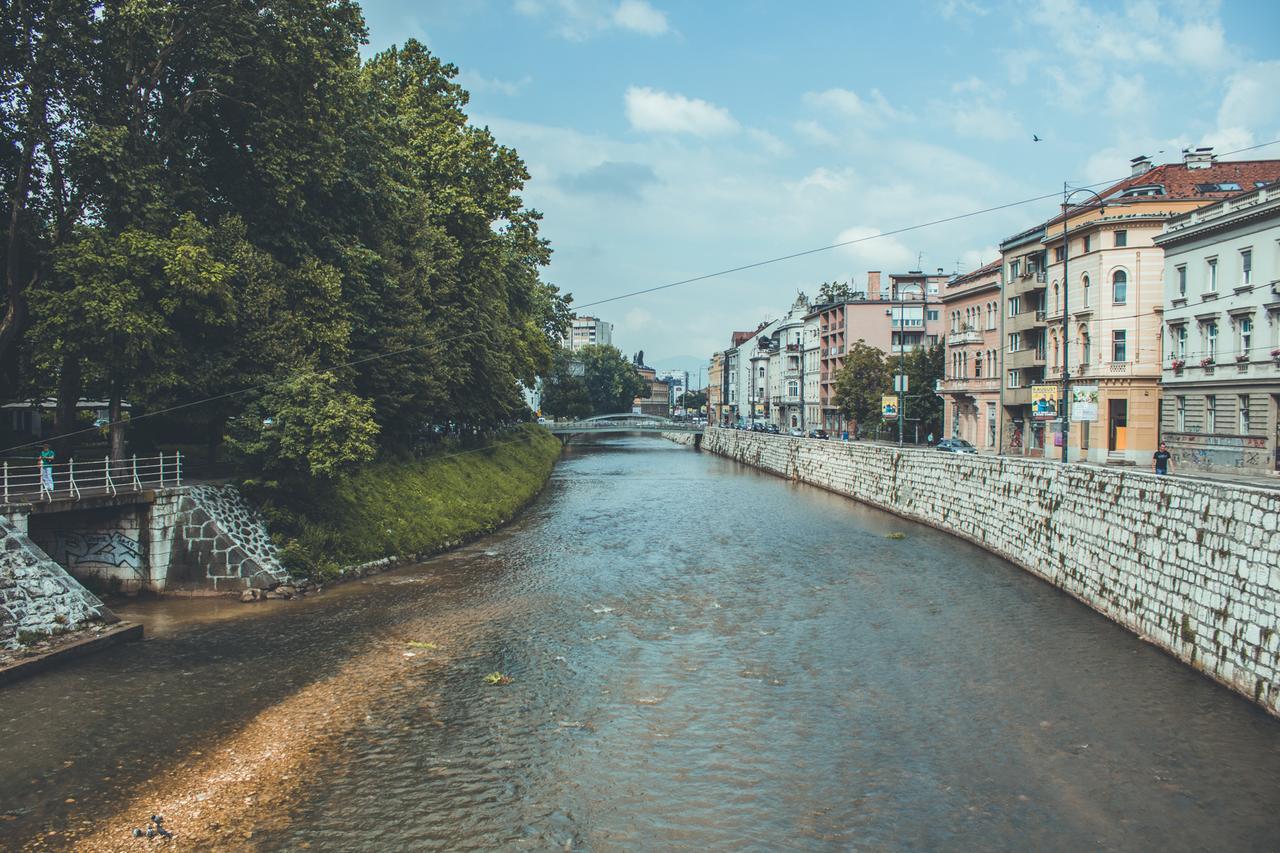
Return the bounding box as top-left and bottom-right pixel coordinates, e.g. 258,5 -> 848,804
39,443 -> 55,493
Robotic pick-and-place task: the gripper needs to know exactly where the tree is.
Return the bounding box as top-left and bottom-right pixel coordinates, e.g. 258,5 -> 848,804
677,389 -> 707,411
832,340 -> 889,437
225,371 -> 379,481
817,280 -> 852,304
578,344 -> 646,414
904,342 -> 945,439
539,349 -> 591,420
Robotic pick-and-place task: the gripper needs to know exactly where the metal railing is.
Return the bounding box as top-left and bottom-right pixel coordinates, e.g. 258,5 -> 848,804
1,452 -> 182,504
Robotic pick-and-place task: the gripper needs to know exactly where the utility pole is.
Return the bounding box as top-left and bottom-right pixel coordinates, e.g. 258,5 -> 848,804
1059,184 -> 1106,463
897,286 -> 905,446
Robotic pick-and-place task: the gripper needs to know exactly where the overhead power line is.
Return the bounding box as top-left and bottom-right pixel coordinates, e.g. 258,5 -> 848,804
6,137 -> 1278,454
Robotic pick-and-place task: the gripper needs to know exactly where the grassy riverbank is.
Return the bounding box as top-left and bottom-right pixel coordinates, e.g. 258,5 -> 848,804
249,425 -> 561,580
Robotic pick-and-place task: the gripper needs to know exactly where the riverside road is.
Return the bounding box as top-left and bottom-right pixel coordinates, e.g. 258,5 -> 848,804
1,435 -> 1278,850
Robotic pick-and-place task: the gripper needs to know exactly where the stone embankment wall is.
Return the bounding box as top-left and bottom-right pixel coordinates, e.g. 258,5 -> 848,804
703,428 -> 1280,715
1,515 -> 114,649
660,431 -> 700,447
166,485 -> 290,591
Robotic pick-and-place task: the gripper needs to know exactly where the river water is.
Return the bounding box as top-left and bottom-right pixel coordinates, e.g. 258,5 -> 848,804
2,435 -> 1279,850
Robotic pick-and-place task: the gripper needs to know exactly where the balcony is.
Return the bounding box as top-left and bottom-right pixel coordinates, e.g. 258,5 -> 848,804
1006,310 -> 1046,333
946,328 -> 983,347
1007,348 -> 1046,369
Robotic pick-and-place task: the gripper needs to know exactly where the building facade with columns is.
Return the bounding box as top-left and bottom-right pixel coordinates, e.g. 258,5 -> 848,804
1154,183 -> 1280,477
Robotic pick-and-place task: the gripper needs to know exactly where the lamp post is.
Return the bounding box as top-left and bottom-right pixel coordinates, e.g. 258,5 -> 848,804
1058,184 -> 1106,464
897,286 -> 906,446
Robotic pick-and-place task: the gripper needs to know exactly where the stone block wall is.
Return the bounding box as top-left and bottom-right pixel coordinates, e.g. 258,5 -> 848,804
0,515 -> 114,649
703,428 -> 1280,715
164,485 -> 291,591
660,431 -> 699,447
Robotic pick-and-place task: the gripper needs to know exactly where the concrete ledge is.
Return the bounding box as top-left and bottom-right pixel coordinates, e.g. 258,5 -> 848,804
0,622 -> 143,688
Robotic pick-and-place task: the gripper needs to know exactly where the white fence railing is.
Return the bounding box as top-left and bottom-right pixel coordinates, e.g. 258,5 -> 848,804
1,452 -> 182,503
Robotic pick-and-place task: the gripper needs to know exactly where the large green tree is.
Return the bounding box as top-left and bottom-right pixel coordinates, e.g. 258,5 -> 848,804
832,340 -> 890,438
578,344 -> 647,415
904,342 -> 945,440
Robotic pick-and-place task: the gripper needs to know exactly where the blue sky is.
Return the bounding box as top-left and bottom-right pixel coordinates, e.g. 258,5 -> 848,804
360,0 -> 1280,378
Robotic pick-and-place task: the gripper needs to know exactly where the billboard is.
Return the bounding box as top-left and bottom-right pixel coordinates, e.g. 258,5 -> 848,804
1071,385 -> 1099,422
1030,384 -> 1059,421
882,394 -> 899,419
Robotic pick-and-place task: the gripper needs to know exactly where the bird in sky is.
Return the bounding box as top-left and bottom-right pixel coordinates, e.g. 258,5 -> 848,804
1032,134 -> 1042,142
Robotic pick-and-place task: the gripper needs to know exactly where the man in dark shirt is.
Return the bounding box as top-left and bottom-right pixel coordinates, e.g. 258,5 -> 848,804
1153,442 -> 1172,476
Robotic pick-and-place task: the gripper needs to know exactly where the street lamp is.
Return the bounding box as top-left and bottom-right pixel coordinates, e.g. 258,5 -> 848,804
1058,184 -> 1106,464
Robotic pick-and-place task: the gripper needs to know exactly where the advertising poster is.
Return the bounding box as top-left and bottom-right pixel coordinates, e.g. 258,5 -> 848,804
1071,385 -> 1099,422
882,394 -> 899,419
1030,384 -> 1058,421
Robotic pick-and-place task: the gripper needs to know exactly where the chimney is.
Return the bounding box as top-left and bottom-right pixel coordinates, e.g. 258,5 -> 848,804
1130,154 -> 1153,176
867,271 -> 881,300
1183,146 -> 1216,170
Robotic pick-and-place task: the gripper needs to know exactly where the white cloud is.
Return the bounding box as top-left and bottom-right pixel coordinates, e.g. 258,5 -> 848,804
793,119 -> 838,147
625,86 -> 739,136
939,0 -> 990,19
514,0 -> 671,40
748,129 -> 790,157
1214,61 -> 1280,154
834,226 -> 916,271
459,71 -> 532,97
1105,74 -> 1149,123
803,87 -> 905,125
793,167 -> 855,193
937,82 -> 1023,141
612,0 -> 668,35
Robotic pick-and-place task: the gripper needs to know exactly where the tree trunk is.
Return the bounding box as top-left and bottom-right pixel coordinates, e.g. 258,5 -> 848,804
54,355 -> 82,449
109,381 -> 125,460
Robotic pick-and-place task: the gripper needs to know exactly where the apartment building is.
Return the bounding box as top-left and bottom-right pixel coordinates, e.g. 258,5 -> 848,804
707,351 -> 725,425
568,315 -> 613,351
1154,183 -> 1280,476
1001,148 -> 1280,464
938,259 -> 1002,449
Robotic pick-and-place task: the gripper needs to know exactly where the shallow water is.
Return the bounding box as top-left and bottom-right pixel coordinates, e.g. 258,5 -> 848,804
2,436 -> 1279,850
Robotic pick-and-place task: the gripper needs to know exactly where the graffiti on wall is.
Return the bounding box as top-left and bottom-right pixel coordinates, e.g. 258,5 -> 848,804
50,531 -> 141,572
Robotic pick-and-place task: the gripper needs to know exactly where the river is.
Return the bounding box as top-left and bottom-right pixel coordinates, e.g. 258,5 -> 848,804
2,435 -> 1279,850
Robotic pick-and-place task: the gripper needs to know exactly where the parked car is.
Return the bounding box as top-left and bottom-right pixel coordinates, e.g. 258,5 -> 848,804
807,429 -> 829,440
765,424 -> 781,434
935,438 -> 977,454
788,427 -> 804,437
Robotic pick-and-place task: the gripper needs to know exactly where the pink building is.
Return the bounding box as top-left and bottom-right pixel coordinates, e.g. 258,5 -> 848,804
810,269 -> 946,433
938,260 -> 1002,449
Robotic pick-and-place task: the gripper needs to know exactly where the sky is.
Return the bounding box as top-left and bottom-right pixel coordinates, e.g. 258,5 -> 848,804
359,0 -> 1280,381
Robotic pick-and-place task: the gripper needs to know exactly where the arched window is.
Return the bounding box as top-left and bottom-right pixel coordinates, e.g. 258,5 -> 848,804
1112,268 -> 1128,305
1050,331 -> 1058,366
974,352 -> 983,378
1079,325 -> 1091,365
1053,282 -> 1059,313
1082,273 -> 1091,308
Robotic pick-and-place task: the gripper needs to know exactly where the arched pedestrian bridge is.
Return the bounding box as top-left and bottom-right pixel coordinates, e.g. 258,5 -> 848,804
544,414 -> 704,435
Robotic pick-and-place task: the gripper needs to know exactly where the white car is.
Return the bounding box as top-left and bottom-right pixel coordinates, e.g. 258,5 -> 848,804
788,428 -> 805,437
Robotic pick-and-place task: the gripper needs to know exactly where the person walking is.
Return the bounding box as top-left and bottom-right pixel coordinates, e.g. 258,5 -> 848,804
39,442 -> 55,494
1152,442 -> 1172,477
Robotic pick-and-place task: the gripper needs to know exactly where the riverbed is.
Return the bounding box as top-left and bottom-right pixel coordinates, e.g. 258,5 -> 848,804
2,435 -> 1279,850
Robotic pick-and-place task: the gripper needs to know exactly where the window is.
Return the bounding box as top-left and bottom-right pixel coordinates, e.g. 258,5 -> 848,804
1009,332 -> 1021,352
1113,329 -> 1127,362
1051,335 -> 1058,366
1053,283 -> 1059,313
1054,246 -> 1065,263
1008,296 -> 1020,317
974,354 -> 983,378
1080,328 -> 1091,365
1111,269 -> 1127,304
758,366 -> 765,379
1082,274 -> 1091,307
1206,395 -> 1216,432
1010,259 -> 1020,278
1082,235 -> 1091,253
1207,257 -> 1218,291
1240,316 -> 1252,358
1239,394 -> 1250,433
1241,249 -> 1252,285
1176,396 -> 1186,431
1114,230 -> 1127,248
927,309 -> 939,321
1008,369 -> 1020,388
1176,265 -> 1186,297
1175,325 -> 1186,358
1206,321 -> 1218,359
787,380 -> 799,397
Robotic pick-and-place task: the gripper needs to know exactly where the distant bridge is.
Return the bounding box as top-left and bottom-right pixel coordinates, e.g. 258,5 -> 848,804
544,413 -> 703,435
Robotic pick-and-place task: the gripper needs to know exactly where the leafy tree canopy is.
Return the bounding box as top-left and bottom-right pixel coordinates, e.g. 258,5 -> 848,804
832,340 -> 889,436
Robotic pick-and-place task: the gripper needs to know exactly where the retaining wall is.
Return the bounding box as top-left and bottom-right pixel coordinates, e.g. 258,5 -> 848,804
703,428 -> 1280,715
